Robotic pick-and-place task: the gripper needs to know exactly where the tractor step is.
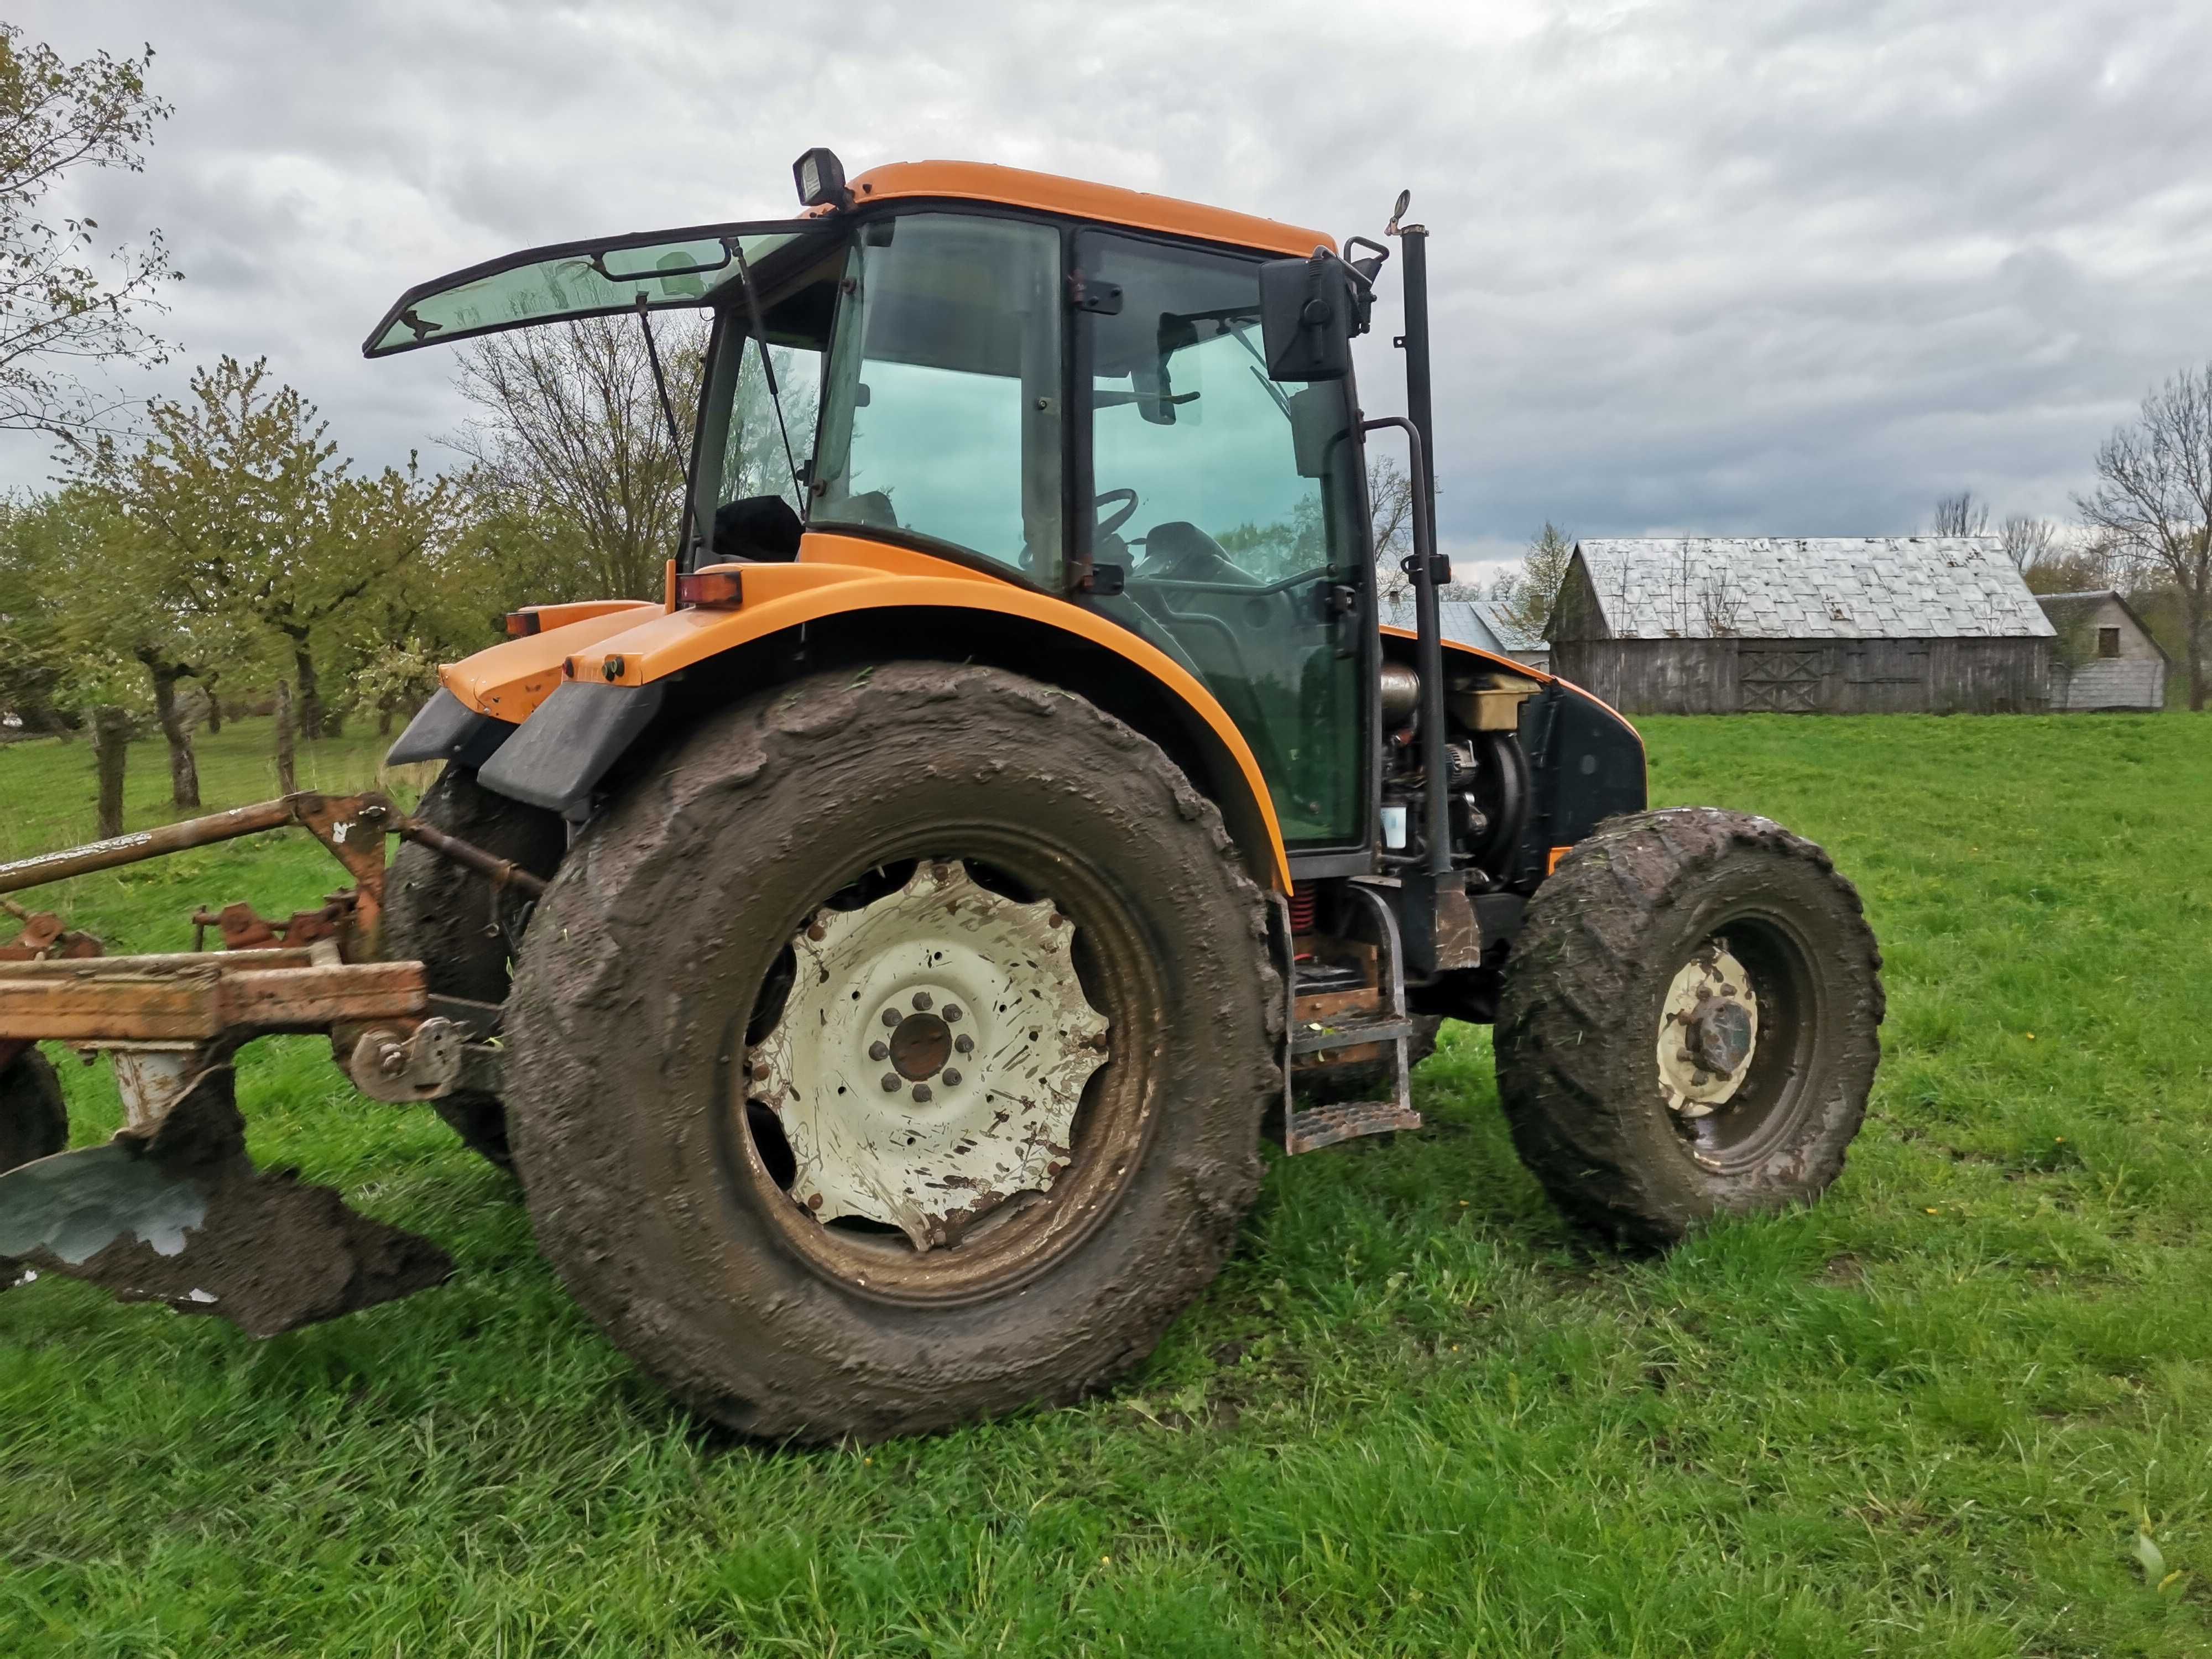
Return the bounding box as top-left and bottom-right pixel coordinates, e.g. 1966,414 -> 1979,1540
1276,883 -> 1423,1155
1285,1098 -> 1423,1155
1290,1015 -> 1417,1056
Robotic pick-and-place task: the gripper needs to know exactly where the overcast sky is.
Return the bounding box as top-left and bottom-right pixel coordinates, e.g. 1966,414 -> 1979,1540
11,0 -> 2210,582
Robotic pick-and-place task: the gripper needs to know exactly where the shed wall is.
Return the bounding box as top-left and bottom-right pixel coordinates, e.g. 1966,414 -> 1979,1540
1551,637 -> 2052,714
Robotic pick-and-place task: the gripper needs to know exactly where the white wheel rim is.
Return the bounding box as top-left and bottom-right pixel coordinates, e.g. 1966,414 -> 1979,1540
1655,940 -> 1760,1118
748,859 -> 1110,1250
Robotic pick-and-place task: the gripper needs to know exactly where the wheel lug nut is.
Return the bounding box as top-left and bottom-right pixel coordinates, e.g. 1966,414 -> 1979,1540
954,1034 -> 974,1055
881,1008 -> 900,1027
880,1073 -> 901,1093
911,1083 -> 933,1103
912,990 -> 932,1010
942,1068 -> 962,1087
869,1040 -> 889,1062
943,1004 -> 962,1022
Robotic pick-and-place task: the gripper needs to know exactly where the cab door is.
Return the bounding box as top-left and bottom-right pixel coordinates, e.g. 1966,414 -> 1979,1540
1073,229 -> 1371,853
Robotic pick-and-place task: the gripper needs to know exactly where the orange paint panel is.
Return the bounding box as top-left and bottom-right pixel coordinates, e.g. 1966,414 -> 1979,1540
510,599 -> 658,633
1548,846 -> 1573,875
566,531 -> 1292,889
442,604 -> 660,722
847,161 -> 1335,259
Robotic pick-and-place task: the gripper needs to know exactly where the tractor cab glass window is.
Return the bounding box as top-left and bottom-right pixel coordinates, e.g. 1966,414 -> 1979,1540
363,223 -> 817,357
812,214 -> 1064,580
1079,231 -> 1366,849
690,240 -> 842,556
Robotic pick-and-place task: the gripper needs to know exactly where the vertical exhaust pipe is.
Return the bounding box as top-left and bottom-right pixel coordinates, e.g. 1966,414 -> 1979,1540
1397,220 -> 1452,877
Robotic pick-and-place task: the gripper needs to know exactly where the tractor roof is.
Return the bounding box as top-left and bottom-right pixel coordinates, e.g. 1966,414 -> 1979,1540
843,160 -> 1335,259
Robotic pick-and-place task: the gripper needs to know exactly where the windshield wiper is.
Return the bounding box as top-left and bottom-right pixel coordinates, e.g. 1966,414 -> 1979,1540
732,238 -> 803,503
632,294 -> 693,558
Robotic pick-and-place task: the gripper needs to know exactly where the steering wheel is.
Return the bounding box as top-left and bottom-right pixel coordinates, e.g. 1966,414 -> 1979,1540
1094,488 -> 1139,539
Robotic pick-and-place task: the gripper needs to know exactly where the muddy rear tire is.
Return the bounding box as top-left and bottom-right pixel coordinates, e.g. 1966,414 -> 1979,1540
504,662 -> 1279,1442
0,1049 -> 67,1173
1494,808 -> 1882,1247
384,764 -> 564,1168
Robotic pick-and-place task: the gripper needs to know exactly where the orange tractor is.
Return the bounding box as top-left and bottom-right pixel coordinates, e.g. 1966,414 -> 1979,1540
0,153 -> 1881,1440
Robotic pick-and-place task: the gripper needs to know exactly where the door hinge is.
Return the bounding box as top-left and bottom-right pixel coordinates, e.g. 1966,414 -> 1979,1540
1068,271 -> 1123,315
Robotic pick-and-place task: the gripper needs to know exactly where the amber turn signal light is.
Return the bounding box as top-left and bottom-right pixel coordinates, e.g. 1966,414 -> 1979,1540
503,610 -> 542,637
676,570 -> 745,609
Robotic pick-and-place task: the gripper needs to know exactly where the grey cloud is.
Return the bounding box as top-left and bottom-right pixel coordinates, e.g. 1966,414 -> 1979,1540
7,0 -> 2210,562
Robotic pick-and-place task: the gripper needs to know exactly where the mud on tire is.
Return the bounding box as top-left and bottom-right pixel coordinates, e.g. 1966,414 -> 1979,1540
503,662 -> 1280,1442
1494,808 -> 1882,1248
383,764 -> 565,1168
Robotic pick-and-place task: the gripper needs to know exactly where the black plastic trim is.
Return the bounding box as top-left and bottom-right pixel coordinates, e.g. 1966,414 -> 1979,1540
476,681 -> 669,817
384,688 -> 513,770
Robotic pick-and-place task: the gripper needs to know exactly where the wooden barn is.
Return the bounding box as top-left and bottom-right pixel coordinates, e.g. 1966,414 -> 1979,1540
2036,589 -> 2169,712
1547,537 -> 2056,714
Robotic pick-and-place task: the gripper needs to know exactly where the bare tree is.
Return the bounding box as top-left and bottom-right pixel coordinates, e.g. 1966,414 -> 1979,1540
1933,491 -> 1990,537
0,25 -> 179,436
1699,565 -> 1744,636
451,314 -> 704,601
1368,456 -> 1415,561
2075,363 -> 2212,710
1999,514 -> 2056,571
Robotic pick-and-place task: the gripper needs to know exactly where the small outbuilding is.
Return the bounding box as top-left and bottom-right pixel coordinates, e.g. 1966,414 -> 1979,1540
1547,536 -> 2056,714
2035,590 -> 2169,712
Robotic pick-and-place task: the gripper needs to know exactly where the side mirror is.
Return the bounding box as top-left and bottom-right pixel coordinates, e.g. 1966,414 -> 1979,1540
1259,251 -> 1353,382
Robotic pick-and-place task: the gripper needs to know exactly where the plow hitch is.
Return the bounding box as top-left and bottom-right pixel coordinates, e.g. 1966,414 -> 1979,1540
0,791 -> 543,1334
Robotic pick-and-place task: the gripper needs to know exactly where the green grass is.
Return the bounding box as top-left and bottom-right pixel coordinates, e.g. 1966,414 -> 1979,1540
4,713 -> 2211,1656
0,716 -> 415,868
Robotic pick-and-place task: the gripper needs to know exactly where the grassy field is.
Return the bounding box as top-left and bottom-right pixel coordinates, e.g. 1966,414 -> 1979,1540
3,712 -> 2210,1656
0,717 -> 417,872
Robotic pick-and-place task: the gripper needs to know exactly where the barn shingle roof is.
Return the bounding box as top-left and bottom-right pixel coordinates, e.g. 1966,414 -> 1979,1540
1566,537 -> 2055,641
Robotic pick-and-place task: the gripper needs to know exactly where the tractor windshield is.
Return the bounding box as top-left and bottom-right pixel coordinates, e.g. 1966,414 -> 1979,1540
361,220 -> 826,357
809,213 -> 1065,581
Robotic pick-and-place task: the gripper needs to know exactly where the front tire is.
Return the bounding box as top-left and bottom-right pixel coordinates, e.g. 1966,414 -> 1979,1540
1494,808 -> 1882,1246
504,663 -> 1279,1441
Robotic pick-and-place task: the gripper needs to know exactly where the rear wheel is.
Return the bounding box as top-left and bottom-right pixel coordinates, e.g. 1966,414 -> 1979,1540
383,764 -> 564,1167
504,662 -> 1279,1441
0,1049 -> 67,1173
1494,808 -> 1882,1246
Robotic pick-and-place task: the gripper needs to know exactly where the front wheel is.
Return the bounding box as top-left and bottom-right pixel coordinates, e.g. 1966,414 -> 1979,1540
504,663 -> 1279,1441
1494,808 -> 1883,1246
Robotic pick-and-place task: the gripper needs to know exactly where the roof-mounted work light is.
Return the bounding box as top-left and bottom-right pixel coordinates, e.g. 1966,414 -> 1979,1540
793,147 -> 853,210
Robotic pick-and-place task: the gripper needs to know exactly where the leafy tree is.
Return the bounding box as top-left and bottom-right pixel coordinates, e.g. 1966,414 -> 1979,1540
2075,363 -> 2212,710
72,356 -> 452,740
0,24 -> 178,436
1491,521 -> 1575,640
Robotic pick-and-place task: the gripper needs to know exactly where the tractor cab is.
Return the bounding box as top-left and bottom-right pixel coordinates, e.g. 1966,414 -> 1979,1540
368,159 -> 1381,857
